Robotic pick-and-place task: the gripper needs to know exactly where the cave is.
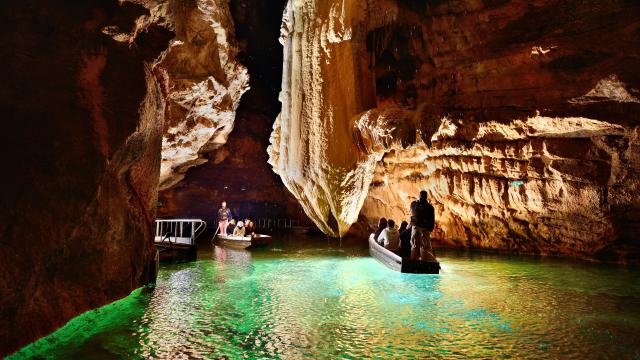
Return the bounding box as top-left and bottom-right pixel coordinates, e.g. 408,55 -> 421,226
2,0 -> 640,358
156,0 -> 308,227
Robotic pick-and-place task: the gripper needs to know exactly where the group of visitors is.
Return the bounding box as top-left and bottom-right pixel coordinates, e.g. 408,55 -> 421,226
373,191 -> 436,261
226,218 -> 256,237
216,201 -> 256,237
374,218 -> 409,256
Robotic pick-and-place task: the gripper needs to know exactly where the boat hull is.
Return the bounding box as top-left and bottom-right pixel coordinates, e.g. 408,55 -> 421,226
368,234 -> 440,274
215,234 -> 272,249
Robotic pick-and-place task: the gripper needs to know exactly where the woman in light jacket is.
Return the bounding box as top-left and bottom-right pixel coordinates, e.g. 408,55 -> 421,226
378,219 -> 399,250
233,221 -> 246,237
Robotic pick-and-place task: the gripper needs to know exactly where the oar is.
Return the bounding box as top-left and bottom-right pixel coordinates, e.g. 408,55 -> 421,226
211,223 -> 221,243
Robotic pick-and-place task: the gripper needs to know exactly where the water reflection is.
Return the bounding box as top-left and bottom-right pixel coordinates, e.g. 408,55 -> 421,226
132,242 -> 640,359
212,245 -> 253,283
213,245 -> 253,266
9,237 -> 640,359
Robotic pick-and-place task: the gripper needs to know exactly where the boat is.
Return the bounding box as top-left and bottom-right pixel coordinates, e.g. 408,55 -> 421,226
368,234 -> 440,274
215,234 -> 272,249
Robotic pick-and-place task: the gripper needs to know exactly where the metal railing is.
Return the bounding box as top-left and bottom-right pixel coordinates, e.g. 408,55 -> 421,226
155,219 -> 207,246
254,218 -> 307,232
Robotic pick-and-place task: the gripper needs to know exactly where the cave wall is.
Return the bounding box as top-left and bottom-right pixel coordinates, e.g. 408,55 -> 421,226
0,0 -> 172,356
269,0 -> 640,260
158,0 -> 311,227
155,0 -> 250,190
360,0 -> 640,261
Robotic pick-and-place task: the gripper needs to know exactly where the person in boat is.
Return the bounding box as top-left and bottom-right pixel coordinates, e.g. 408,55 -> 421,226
378,219 -> 400,250
233,221 -> 246,237
245,219 -> 255,235
217,201 -> 233,236
226,219 -> 236,235
374,217 -> 388,244
398,220 -> 412,258
410,190 -> 436,260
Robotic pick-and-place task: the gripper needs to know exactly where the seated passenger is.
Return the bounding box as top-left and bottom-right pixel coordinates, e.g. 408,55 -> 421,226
226,219 -> 236,235
398,221 -> 412,258
373,217 -> 388,244
398,220 -> 408,234
233,221 -> 246,237
379,219 -> 399,250
245,219 -> 255,234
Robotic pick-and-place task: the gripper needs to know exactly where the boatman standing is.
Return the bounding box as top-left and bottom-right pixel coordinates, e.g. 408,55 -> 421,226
217,201 -> 232,236
410,190 -> 435,260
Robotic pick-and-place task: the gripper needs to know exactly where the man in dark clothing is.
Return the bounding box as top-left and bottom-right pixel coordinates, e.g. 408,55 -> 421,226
398,221 -> 412,258
410,190 -> 435,260
217,201 -> 233,236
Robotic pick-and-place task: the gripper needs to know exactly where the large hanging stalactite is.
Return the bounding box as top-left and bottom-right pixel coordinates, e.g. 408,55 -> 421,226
268,0 -> 400,237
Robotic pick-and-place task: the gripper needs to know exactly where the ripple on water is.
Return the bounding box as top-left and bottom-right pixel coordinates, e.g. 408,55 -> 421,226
8,244 -> 640,359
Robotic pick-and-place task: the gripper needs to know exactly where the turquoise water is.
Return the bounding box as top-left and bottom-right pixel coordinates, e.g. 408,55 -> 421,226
10,237 -> 640,359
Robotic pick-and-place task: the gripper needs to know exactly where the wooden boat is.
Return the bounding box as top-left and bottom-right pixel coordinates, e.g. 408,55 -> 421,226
215,234 -> 272,249
369,234 -> 440,274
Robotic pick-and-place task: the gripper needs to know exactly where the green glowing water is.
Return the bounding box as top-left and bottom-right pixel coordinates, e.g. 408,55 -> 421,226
10,237 -> 640,359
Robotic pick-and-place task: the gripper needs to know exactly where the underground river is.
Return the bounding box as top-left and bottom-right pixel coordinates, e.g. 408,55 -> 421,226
10,236 -> 640,359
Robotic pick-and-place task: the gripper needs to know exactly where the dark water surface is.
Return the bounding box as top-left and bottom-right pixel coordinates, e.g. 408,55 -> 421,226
10,236 -> 640,359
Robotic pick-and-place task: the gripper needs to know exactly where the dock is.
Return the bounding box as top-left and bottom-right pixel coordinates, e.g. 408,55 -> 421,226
154,219 -> 206,261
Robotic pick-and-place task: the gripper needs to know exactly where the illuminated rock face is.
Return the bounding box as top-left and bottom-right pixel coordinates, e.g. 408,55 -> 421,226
268,0 -> 399,237
156,0 -> 249,190
362,116 -> 640,260
0,1 -> 172,356
358,1 -> 640,261
271,0 -> 640,259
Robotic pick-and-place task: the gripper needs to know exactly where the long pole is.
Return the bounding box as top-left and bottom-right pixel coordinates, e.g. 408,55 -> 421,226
211,223 -> 221,243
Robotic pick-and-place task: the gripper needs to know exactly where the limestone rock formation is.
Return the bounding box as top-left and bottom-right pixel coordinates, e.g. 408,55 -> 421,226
362,115 -> 640,260
0,1 -> 172,356
154,0 -> 249,190
359,0 -> 640,261
270,0 -> 640,260
158,0 -> 310,228
268,0 -> 400,237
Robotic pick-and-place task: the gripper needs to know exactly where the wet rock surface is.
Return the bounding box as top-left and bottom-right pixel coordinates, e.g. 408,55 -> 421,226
0,0 -> 172,356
